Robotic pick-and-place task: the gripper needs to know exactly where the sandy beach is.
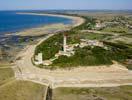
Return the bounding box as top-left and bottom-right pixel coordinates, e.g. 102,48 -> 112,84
16,13 -> 85,36
17,12 -> 85,27
0,13 -> 85,63
17,23 -> 70,36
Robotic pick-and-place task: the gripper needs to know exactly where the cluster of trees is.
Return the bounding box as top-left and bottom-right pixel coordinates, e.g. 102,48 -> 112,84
35,29 -> 81,61
35,15 -> 98,61
103,41 -> 132,60
35,33 -> 63,60
35,14 -> 132,69
52,46 -> 112,68
52,42 -> 132,69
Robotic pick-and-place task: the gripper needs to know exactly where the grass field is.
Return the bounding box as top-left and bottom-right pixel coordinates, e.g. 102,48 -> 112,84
101,26 -> 129,33
0,65 -> 47,100
0,80 -> 46,100
0,64 -> 14,86
69,32 -> 113,41
53,86 -> 132,100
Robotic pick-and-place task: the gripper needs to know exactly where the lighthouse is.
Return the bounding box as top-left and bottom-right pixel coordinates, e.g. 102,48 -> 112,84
63,33 -> 67,53
56,32 -> 75,57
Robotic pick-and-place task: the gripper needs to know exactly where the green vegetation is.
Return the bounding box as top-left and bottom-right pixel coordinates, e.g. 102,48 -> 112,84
101,26 -> 129,33
35,31 -> 79,60
53,86 -> 132,100
35,29 -> 131,69
126,65 -> 132,70
103,41 -> 132,69
99,16 -> 131,33
0,65 -> 46,100
79,33 -> 113,40
35,33 -> 63,60
35,16 -> 94,60
67,32 -> 113,44
103,41 -> 132,60
52,41 -> 132,68
73,16 -> 96,30
65,30 -> 80,44
0,80 -> 46,100
52,46 -> 111,68
0,68 -> 14,85
0,64 -> 11,68
121,33 -> 132,38
35,14 -> 132,69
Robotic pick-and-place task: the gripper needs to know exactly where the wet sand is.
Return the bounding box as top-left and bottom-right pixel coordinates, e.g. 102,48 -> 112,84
0,13 -> 84,63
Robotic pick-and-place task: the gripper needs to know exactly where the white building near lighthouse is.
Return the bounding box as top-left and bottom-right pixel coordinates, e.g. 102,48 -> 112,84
34,53 -> 43,65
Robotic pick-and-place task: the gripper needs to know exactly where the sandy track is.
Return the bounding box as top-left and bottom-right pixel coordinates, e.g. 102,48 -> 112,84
14,34 -> 132,88
13,14 -> 132,88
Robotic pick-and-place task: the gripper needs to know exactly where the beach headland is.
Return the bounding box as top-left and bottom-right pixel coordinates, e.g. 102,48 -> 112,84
13,12 -> 132,89
17,12 -> 85,27
0,12 -> 85,63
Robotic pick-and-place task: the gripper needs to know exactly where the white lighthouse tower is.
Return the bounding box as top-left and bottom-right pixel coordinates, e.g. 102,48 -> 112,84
63,33 -> 67,53
56,32 -> 75,57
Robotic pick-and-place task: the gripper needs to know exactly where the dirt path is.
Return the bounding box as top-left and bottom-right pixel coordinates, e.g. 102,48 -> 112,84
13,15 -> 132,89
13,32 -> 132,89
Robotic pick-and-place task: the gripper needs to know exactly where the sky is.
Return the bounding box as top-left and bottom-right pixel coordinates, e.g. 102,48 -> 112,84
0,0 -> 132,10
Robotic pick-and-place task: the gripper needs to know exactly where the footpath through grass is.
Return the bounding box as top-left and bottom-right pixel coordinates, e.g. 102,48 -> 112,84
53,86 -> 132,100
0,64 -> 14,86
0,80 -> 47,100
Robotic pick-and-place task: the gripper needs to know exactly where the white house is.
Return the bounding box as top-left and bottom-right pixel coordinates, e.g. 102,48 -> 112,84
34,53 -> 43,65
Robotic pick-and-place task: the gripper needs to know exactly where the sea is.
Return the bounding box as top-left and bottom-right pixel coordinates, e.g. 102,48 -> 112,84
0,11 -> 72,35
0,11 -> 72,62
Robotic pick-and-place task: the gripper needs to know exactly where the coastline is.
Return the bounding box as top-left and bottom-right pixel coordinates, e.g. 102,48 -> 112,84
13,13 -> 85,62
14,13 -> 85,76
16,12 -> 85,36
13,13 -> 132,90
0,13 -> 85,63
17,12 -> 85,27
16,23 -> 70,36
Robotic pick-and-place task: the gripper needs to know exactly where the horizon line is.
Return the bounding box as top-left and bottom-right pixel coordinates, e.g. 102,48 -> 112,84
0,9 -> 132,11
